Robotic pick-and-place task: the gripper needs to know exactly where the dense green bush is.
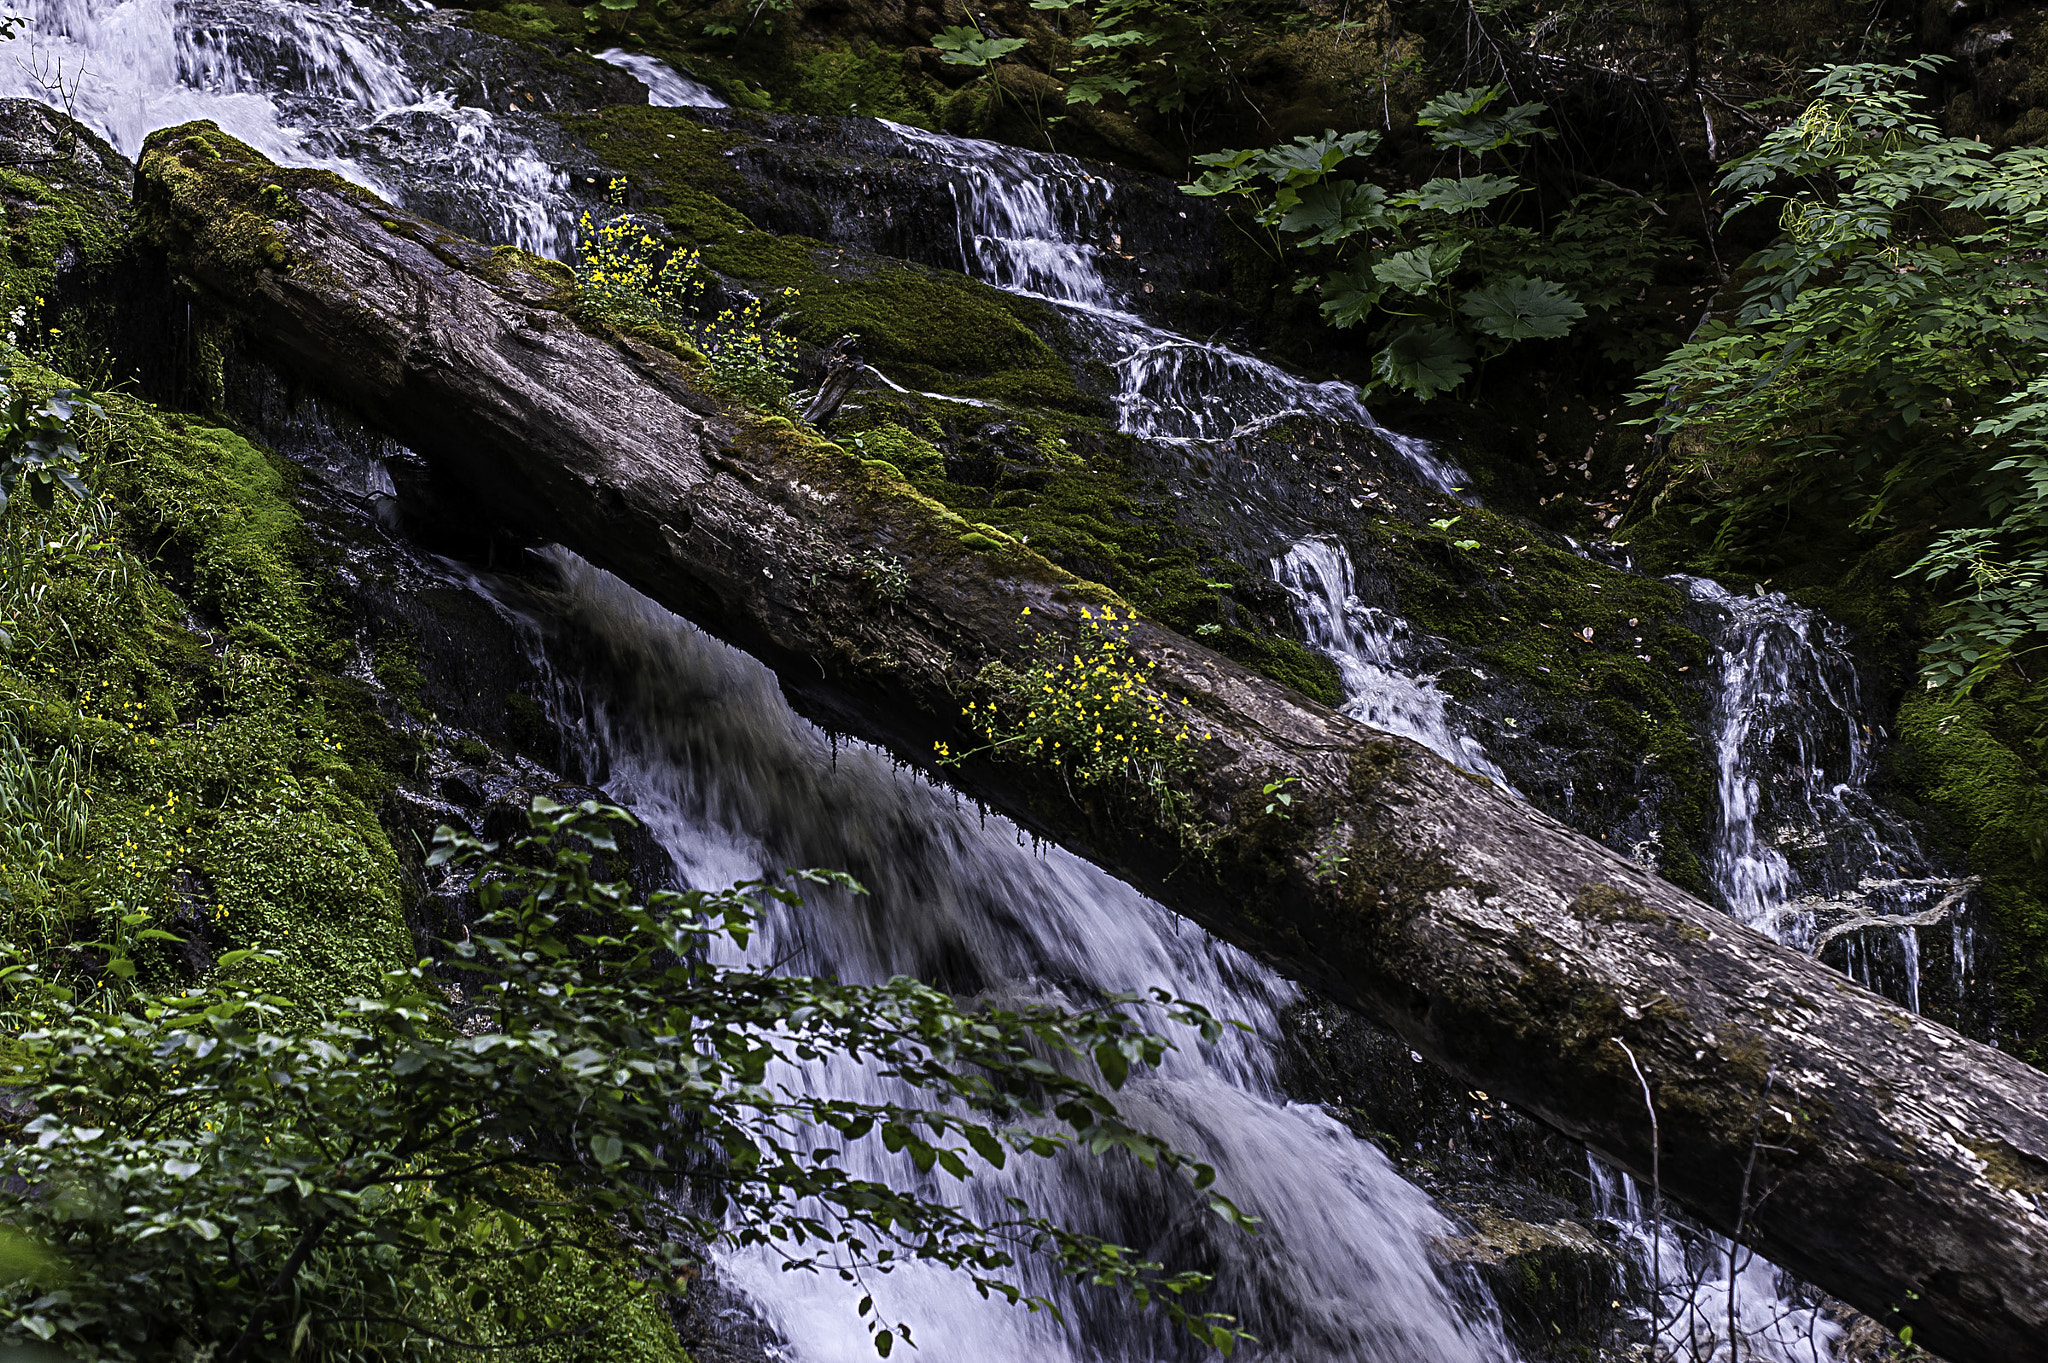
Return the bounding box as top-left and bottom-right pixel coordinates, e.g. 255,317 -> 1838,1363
1635,58 -> 2048,691
0,800 -> 1250,1361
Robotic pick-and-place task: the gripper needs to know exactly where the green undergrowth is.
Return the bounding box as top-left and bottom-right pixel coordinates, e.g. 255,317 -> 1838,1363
558,105 -> 1097,412
834,398 -> 1342,706
0,360 -> 696,1359
0,372 -> 411,1004
1897,674 -> 2048,1064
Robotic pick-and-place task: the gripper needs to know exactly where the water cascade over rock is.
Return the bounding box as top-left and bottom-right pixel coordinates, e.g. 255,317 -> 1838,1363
14,4 -> 2043,1359
447,547 -> 1519,1363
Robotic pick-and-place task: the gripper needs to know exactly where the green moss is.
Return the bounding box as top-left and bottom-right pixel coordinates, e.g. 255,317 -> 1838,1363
1898,677 -> 2048,1063
133,121 -> 394,309
827,401 -> 1344,704
556,105 -> 1096,412
1364,506 -> 1715,887
0,164 -> 125,313
788,39 -> 934,123
0,379 -> 410,1005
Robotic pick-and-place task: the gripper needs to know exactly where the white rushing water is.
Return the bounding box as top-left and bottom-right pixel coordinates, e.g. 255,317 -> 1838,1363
460,550 -> 1516,1363
594,46 -> 723,107
1682,577 -> 1974,988
1270,537 -> 1507,783
878,120 -> 1472,497
1571,580 -> 1984,1363
3,0 -> 572,253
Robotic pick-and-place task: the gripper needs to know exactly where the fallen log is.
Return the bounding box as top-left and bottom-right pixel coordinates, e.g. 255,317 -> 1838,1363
135,122 -> 2048,1361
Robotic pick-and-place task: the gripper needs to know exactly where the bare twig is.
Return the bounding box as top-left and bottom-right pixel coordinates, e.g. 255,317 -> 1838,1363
1615,1037 -> 1663,1347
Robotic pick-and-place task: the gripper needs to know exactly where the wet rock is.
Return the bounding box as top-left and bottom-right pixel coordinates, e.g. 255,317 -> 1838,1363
1434,1206 -> 1634,1357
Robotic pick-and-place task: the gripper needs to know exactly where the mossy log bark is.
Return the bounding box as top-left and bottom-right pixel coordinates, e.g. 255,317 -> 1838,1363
135,122 -> 2048,1361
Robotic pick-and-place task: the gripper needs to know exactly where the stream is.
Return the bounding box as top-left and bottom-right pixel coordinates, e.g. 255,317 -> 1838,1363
4,4 -> 1989,1360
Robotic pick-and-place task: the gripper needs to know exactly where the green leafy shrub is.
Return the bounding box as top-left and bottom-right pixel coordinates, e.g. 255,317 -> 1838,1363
1631,57 -> 2048,689
1183,89 -> 1674,398
0,798 -> 1251,1361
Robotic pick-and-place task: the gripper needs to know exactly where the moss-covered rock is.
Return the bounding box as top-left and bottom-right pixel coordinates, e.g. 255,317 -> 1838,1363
1898,677 -> 2048,1064
558,104 -> 1099,412
0,380 -> 411,1004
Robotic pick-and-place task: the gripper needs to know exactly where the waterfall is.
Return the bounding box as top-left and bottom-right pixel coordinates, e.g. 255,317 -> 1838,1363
449,549 -> 1517,1363
1269,537 -> 1507,783
1571,582 -> 1974,1363
1682,577 -> 1976,1002
3,0 -> 575,254
874,120 -> 1471,496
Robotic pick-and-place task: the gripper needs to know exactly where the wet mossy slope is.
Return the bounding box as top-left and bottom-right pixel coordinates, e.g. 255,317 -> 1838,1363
0,132 -> 693,1363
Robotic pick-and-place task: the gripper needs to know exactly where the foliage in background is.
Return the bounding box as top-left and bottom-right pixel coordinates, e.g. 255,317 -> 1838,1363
1631,58 -> 2048,691
1033,0 -> 1291,133
0,799 -> 1252,1361
1183,87 -> 1677,398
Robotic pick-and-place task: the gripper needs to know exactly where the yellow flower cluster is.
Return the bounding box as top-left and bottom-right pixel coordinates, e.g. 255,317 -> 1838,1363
941,607 -> 1203,808
697,291 -> 801,408
574,178 -> 706,328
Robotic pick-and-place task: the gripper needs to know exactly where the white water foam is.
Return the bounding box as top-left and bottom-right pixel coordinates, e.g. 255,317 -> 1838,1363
1271,536 -> 1506,783
595,46 -> 723,107
3,0 -> 571,254
460,549 -> 1519,1363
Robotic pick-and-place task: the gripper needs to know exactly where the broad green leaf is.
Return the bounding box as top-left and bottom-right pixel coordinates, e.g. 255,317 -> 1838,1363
1404,174 -> 1518,214
1374,323 -> 1473,399
1371,240 -> 1468,296
1274,180 -> 1387,246
1458,276 -> 1585,340
1418,84 -> 1553,153
1319,264 -> 1385,326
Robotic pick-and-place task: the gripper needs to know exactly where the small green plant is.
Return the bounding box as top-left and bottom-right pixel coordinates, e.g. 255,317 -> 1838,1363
0,731 -> 89,904
1260,775 -> 1298,818
938,606 -> 1204,819
0,370 -> 99,519
1311,834 -> 1350,884
856,548 -> 910,603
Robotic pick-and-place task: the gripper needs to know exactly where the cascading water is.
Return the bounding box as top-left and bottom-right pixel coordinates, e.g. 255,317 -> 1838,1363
1682,577 -> 1977,1014
1260,558 -> 1921,1359
3,0 -> 579,253
1269,537 -> 1506,783
875,121 -> 1471,497
447,548 -> 1518,1363
594,47 -> 722,107
1560,577 -> 1991,1363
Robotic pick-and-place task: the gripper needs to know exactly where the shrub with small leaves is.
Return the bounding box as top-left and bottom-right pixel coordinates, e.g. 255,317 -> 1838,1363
0,798 -> 1254,1361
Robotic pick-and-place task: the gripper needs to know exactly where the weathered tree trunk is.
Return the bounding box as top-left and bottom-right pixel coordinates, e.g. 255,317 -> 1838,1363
136,123 -> 2048,1361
